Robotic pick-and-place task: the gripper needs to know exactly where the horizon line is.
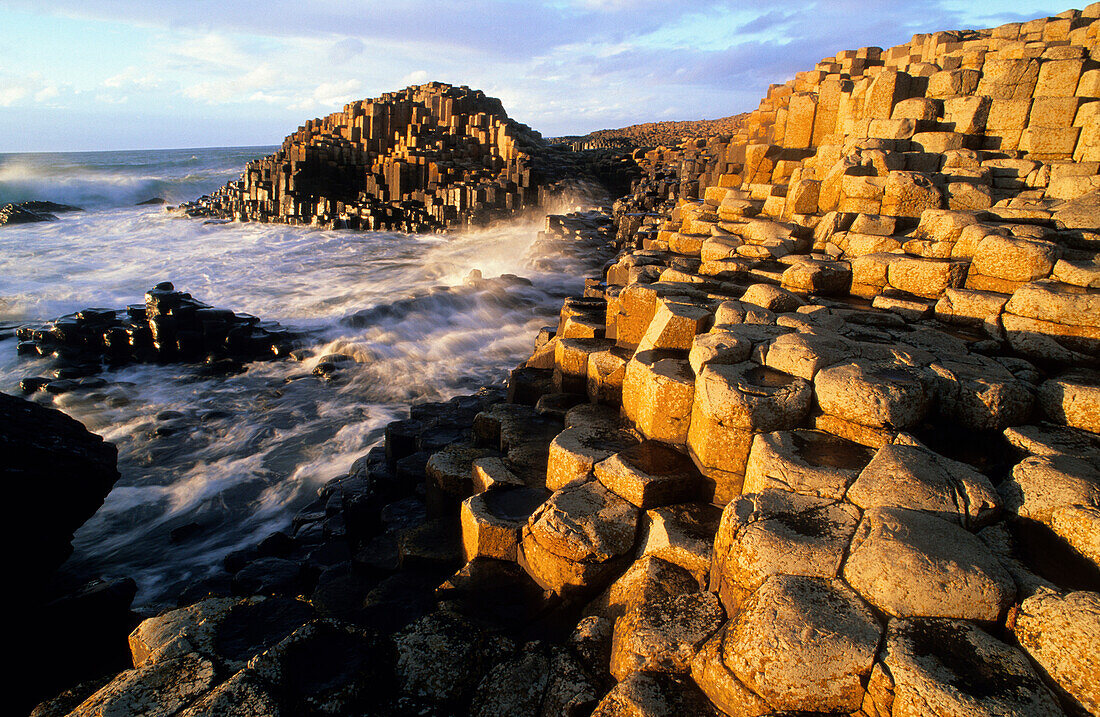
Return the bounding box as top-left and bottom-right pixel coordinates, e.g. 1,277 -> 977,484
0,143 -> 282,156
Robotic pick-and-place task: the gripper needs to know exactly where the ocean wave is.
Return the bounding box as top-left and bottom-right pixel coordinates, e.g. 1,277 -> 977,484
0,146 -> 274,209
0,206 -> 596,607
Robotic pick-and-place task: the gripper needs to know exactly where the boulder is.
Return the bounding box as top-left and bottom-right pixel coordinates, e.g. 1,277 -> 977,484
842,507 -> 1015,620
392,611 -> 498,707
637,301 -> 713,351
587,346 -> 633,405
971,234 -> 1061,282
929,357 -> 1034,431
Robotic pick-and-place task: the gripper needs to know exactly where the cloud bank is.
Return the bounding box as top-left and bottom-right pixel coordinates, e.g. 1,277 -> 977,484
0,0 -> 1076,150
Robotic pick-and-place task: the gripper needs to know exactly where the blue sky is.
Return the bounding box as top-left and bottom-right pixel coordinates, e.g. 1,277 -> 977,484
0,0 -> 1079,151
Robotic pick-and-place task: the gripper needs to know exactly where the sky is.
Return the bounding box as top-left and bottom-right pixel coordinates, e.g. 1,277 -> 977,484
0,0 -> 1081,152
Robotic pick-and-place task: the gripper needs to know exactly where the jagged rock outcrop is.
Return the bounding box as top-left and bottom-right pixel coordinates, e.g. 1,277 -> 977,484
2,392 -> 120,584
179,82 -> 638,232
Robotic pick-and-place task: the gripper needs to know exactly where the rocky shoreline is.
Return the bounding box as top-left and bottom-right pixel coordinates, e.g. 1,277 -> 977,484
14,3 -> 1100,716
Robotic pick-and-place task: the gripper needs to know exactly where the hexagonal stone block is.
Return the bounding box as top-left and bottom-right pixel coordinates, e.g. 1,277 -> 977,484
998,453 -> 1100,524
720,575 -> 881,714
842,507 -> 1015,620
623,350 -> 695,445
518,480 -> 639,599
884,618 -> 1064,717
847,443 -> 1001,528
1038,369 -> 1100,434
610,590 -> 724,680
814,360 -> 932,429
595,440 -> 704,508
639,502 -> 722,582
1014,587 -> 1100,715
461,487 -> 548,562
742,429 -> 874,500
710,490 -> 860,613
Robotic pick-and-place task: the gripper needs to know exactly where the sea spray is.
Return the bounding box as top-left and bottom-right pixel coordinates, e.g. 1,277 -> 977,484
0,146 -> 274,209
0,161 -> 609,606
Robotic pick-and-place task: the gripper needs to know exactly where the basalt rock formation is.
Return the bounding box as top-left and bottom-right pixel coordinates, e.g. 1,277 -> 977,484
3,393 -> 138,714
15,282 -> 297,393
549,114 -> 750,152
0,201 -> 82,226
38,5 -> 1100,717
178,82 -> 639,233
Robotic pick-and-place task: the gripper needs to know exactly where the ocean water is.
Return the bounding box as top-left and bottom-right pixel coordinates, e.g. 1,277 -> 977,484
0,147 -> 601,607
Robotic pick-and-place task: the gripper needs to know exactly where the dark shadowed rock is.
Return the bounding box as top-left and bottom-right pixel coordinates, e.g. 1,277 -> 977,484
1,392 -> 119,587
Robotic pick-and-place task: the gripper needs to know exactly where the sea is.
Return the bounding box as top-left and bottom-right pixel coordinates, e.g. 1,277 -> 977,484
0,146 -> 599,608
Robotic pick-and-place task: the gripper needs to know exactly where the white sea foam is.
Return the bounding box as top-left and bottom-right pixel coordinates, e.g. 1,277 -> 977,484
0,173 -> 601,606
0,146 -> 274,208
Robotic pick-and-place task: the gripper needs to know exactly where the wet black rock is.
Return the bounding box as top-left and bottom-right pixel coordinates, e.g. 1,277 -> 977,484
2,392 -> 138,712
2,391 -> 120,585
0,200 -> 82,226
14,282 -> 299,372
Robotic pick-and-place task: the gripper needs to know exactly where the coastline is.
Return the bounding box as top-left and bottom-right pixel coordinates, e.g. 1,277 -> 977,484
13,4 -> 1100,715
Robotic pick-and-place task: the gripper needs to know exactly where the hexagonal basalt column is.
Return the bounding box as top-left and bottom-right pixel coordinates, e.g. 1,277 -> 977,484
688,362 -> 812,504
742,429 -> 875,500
814,359 -> 932,431
622,350 -> 696,445
518,480 -> 639,599
460,486 -> 549,562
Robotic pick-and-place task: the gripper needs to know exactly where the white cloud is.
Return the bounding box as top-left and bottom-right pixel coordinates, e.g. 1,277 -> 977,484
94,93 -> 130,104
34,86 -> 60,102
0,73 -> 67,107
182,64 -> 283,103
400,70 -> 429,86
0,85 -> 29,106
287,79 -> 364,112
104,67 -> 161,90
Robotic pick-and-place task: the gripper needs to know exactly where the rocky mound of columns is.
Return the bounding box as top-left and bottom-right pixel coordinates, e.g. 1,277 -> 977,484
178,82 -> 638,233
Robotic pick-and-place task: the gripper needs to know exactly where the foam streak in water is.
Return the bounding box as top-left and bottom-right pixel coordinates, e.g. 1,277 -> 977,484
0,182 -> 601,607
